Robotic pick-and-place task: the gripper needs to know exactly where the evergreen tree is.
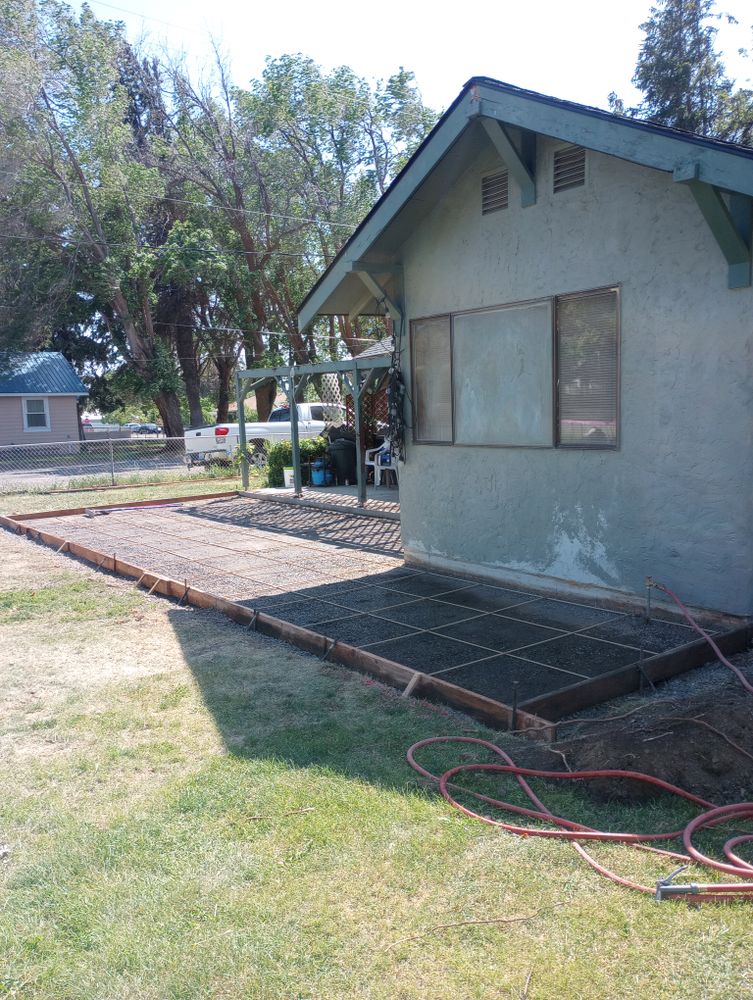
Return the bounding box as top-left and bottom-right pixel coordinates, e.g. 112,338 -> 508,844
611,0 -> 753,144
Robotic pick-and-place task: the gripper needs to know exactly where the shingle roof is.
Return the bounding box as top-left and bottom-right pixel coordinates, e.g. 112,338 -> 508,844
0,352 -> 88,396
357,337 -> 393,360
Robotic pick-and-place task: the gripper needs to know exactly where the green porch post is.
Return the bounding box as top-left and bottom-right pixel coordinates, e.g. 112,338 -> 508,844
286,368 -> 303,497
235,372 -> 249,489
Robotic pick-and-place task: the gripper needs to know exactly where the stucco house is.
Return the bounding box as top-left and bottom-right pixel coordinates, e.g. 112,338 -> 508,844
0,352 -> 88,446
298,78 -> 753,617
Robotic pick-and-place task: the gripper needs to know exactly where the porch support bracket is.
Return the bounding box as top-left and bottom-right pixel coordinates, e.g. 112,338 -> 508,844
480,117 -> 536,207
352,269 -> 403,323
674,166 -> 752,288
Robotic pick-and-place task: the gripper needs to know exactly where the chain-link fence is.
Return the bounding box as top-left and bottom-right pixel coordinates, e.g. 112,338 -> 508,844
0,437 -> 227,494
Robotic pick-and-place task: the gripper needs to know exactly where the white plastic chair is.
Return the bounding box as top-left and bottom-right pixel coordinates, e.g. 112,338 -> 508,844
365,439 -> 398,487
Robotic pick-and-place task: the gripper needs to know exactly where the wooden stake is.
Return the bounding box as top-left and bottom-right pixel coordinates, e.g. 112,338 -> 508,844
401,672 -> 422,698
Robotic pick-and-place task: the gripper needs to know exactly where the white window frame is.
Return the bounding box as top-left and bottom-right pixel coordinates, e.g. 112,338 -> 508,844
22,396 -> 50,432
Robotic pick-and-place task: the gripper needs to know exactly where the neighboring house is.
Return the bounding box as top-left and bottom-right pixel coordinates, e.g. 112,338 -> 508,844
0,352 -> 88,446
298,78 -> 753,616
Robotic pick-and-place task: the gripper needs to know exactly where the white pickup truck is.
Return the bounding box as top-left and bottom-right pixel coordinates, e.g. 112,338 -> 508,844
184,402 -> 345,467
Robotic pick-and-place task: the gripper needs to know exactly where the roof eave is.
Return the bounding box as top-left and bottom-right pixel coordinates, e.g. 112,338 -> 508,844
297,78 -> 753,330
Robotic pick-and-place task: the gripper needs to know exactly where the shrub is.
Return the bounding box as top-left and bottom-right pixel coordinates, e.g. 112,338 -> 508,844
265,437 -> 328,486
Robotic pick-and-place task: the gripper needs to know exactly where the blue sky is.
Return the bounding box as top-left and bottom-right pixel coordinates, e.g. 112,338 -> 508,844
75,0 -> 753,113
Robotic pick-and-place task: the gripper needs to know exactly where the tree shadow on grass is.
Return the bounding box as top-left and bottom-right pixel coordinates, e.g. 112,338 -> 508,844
164,603 -> 500,796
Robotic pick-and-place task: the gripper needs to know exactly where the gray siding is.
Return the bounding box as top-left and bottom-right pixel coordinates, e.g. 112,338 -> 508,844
399,139 -> 753,615
0,395 -> 81,446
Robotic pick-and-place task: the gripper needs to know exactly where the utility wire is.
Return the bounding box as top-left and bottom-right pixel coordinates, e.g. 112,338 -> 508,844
0,168 -> 357,231
0,230 -> 320,261
80,0 -> 206,34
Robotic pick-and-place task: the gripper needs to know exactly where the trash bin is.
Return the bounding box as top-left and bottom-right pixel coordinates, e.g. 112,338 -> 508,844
327,438 -> 357,486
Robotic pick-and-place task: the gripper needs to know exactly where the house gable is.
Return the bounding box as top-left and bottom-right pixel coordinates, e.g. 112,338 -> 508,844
298,78 -> 753,330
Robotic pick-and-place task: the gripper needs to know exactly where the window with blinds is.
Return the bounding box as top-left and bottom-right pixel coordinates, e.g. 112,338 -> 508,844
411,315 -> 453,443
556,288 -> 619,447
553,144 -> 586,192
481,170 -> 509,214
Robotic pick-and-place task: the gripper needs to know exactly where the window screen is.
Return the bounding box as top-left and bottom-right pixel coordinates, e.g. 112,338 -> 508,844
453,302 -> 553,446
412,315 -> 452,442
24,399 -> 48,429
556,289 -> 618,447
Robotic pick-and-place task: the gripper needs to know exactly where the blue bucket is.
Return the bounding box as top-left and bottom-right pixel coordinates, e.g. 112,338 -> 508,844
311,460 -> 326,486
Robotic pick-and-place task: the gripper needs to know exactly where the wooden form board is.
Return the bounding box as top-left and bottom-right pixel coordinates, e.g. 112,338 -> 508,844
8,490 -> 240,521
0,508 -> 555,741
7,495 -> 746,734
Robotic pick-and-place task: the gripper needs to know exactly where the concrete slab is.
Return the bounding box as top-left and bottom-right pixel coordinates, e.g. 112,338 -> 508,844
13,493 -> 731,726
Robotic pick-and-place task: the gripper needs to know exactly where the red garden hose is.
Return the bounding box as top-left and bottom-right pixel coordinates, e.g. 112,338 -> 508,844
648,578 -> 753,695
407,581 -> 753,902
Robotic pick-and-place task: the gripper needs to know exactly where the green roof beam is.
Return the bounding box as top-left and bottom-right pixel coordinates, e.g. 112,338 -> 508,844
354,270 -> 403,322
675,169 -> 751,288
480,118 -> 536,206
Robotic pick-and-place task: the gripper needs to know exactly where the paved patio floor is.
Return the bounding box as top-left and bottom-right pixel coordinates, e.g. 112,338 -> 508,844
31,495 -> 709,713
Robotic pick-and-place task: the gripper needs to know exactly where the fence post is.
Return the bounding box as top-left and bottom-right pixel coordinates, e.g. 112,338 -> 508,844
108,438 -> 116,486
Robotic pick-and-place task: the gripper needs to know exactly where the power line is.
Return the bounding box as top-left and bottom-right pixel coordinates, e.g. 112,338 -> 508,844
158,194 -> 355,230
0,168 -> 357,232
82,0 -> 205,34
0,230 -> 323,262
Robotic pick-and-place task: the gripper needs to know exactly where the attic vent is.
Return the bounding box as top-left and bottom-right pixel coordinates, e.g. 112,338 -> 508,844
482,170 -> 509,214
553,145 -> 586,192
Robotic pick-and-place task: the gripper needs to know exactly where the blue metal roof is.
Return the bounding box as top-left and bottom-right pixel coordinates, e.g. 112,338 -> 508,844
0,352 -> 88,396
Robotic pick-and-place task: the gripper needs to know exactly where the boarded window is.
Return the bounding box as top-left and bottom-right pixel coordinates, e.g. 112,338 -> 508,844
411,315 -> 452,442
23,398 -> 49,430
453,302 -> 553,446
556,289 -> 618,447
482,170 -> 509,214
553,144 -> 586,193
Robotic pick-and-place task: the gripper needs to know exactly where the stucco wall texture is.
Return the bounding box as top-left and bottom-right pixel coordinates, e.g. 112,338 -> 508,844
399,137 -> 753,615
0,395 -> 81,446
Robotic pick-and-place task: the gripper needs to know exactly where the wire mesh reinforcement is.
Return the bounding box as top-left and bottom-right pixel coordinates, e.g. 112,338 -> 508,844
0,436 -> 214,493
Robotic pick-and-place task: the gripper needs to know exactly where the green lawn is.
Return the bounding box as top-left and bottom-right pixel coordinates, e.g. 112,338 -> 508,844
0,498 -> 751,999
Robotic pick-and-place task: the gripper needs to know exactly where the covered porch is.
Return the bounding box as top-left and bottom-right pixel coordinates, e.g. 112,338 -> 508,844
235,353 -> 399,511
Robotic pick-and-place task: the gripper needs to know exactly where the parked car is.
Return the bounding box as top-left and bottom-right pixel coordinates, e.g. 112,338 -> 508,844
136,423 -> 160,435
184,402 -> 345,468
